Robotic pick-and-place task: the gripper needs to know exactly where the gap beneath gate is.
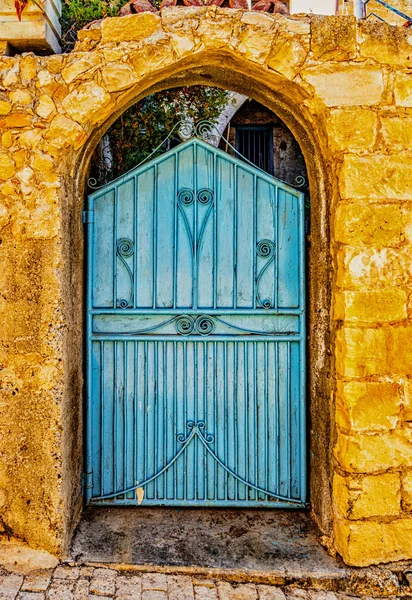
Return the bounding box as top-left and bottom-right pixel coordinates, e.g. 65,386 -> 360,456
69,509 -> 346,584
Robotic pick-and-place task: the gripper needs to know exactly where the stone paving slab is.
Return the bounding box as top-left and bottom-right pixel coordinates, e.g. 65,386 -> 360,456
0,567 -> 411,600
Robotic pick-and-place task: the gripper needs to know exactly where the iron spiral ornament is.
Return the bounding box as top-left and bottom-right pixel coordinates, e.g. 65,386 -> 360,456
178,188 -> 194,206
195,315 -> 215,336
175,315 -> 195,336
256,239 -> 275,258
117,238 -> 134,258
116,238 -> 134,309
256,239 -> 276,310
178,120 -> 195,140
197,189 -> 214,205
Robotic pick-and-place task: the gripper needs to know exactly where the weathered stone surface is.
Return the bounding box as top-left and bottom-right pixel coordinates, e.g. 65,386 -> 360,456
167,576 -> 194,600
334,516 -> 412,566
61,81 -> 111,125
336,289 -> 407,323
394,72 -> 412,107
142,573 -> 168,591
301,64 -> 384,106
35,95 -> 56,120
335,429 -> 412,472
45,114 -> 86,151
89,568 -> 117,596
334,203 -> 404,247
336,326 -> 412,377
326,109 -> 377,151
101,62 -> 138,93
311,16 -> 357,61
336,381 -> 402,433
403,471 -> 412,512
61,56 -> 100,84
0,99 -> 12,114
101,13 -> 162,44
267,37 -> 307,79
217,583 -> 257,600
359,20 -> 412,66
380,115 -> 412,151
340,155 -> 412,200
0,153 -> 15,179
333,472 -> 401,519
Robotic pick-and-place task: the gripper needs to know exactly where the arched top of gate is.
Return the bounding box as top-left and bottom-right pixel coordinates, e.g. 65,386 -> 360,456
87,126 -> 304,200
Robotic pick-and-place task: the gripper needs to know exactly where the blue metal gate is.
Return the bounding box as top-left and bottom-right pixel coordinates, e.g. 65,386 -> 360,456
85,131 -> 306,507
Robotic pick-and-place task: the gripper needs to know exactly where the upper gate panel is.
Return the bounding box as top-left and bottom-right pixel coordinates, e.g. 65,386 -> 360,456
89,138 -> 303,312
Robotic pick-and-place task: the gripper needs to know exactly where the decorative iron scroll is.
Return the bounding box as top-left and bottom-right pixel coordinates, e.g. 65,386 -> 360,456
177,187 -> 215,279
256,239 -> 275,309
116,238 -> 134,309
175,315 -> 215,336
92,421 -> 302,504
88,119 -> 306,192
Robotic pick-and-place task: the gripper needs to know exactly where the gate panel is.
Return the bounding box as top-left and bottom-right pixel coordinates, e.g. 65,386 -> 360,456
85,138 -> 306,507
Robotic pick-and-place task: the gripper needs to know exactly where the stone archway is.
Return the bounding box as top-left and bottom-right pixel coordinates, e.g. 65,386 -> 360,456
1,9 -> 411,566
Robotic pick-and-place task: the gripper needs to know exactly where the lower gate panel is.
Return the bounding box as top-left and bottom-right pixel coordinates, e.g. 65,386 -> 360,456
89,339 -> 305,507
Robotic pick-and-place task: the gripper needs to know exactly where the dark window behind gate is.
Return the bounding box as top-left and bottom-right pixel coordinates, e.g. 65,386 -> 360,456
236,126 -> 274,175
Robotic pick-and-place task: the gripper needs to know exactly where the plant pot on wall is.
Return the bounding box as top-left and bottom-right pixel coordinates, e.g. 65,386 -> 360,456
0,0 -> 61,55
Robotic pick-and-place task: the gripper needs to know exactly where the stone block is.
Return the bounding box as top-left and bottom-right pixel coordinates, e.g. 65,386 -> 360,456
395,72 -> 412,107
335,429 -> 412,473
101,62 -> 138,93
381,115 -> 412,151
326,108 -> 377,151
403,471 -> 412,512
61,56 -> 100,84
336,380 -> 401,432
61,81 -> 111,125
101,13 -> 162,44
333,472 -> 401,520
339,289 -> 407,323
267,37 -> 307,79
0,99 -> 11,114
334,516 -> 412,566
336,326 -> 412,377
0,113 -> 32,128
311,15 -> 357,61
0,153 -> 15,179
336,244 -> 412,290
237,14 -> 276,64
45,114 -> 86,151
217,582 -> 258,600
334,203 -> 403,247
167,576 -> 194,600
301,64 -> 384,106
142,574 -> 168,591
359,20 -> 412,66
340,155 -> 412,200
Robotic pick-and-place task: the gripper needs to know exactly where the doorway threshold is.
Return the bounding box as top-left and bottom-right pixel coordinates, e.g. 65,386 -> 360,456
69,508 -> 347,586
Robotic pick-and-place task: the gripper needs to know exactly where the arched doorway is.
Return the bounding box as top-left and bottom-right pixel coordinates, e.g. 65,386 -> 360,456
66,37 -> 333,552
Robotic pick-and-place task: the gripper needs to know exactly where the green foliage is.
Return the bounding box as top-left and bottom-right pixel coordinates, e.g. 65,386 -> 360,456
61,0 -> 124,51
60,3 -> 229,181
102,86 -> 230,181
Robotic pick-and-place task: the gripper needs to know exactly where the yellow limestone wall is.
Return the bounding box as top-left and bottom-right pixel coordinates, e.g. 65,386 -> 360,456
338,0 -> 412,24
0,9 -> 412,566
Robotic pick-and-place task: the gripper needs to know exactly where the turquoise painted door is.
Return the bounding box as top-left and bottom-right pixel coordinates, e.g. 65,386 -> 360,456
85,137 -> 306,507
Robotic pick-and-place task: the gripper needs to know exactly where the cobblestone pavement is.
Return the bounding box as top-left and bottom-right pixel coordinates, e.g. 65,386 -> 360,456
0,568 -> 370,600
